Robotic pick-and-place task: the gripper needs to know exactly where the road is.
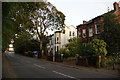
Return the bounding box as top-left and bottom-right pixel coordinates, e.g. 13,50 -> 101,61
0,54 -> 2,79
2,53 -> 119,80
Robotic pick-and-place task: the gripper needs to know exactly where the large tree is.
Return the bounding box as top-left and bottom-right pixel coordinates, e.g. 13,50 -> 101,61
2,2 -> 65,57
2,2 -> 34,51
29,2 -> 65,58
101,13 -> 120,55
14,31 -> 40,54
2,2 -> 16,51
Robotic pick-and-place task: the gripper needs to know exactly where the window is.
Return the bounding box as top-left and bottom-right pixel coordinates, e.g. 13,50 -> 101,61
56,37 -> 59,43
51,40 -> 52,45
78,30 -> 81,37
73,31 -> 75,36
63,30 -> 65,34
96,24 -> 101,34
56,46 -> 59,52
89,28 -> 93,37
69,31 -> 71,36
83,43 -> 86,47
55,46 -> 56,52
82,29 -> 86,38
55,37 -> 56,44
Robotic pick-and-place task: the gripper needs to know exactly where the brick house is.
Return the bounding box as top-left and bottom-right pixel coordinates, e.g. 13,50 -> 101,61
77,16 -> 104,42
77,2 -> 120,42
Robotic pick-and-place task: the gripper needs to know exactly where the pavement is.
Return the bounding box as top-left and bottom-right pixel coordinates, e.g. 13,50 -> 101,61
35,57 -> 120,76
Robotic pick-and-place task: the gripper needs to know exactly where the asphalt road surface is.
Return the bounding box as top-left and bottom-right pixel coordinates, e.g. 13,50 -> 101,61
2,53 -> 119,80
0,54 -> 2,79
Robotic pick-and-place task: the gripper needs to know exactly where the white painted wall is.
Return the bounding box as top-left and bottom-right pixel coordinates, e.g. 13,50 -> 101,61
49,25 -> 77,55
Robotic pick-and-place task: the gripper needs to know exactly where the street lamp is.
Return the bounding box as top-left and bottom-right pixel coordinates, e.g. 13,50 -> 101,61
61,54 -> 64,62
53,52 -> 55,62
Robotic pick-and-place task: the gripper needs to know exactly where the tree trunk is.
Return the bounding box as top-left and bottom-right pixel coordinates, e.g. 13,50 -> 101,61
36,24 -> 43,58
38,39 -> 42,58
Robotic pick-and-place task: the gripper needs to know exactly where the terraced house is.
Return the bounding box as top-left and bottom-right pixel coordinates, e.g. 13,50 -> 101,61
77,1 -> 120,42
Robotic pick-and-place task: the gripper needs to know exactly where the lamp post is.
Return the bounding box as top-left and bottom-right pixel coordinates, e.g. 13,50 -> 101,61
61,54 -> 64,62
53,51 -> 55,62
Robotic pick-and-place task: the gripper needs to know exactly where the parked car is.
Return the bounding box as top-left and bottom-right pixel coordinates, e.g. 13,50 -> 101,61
33,51 -> 39,57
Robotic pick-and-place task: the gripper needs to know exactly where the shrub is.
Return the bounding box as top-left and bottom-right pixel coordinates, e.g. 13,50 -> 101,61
59,48 -> 70,58
101,57 -> 107,67
88,39 -> 107,56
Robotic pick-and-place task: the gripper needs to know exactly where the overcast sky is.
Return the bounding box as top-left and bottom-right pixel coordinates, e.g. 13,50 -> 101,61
48,0 -> 120,27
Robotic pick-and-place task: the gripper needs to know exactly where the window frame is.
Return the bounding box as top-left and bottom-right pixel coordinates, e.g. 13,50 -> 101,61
96,24 -> 101,34
82,29 -> 86,38
89,27 -> 93,37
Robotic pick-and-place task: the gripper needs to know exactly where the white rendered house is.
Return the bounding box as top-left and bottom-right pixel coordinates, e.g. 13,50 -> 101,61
48,25 -> 77,56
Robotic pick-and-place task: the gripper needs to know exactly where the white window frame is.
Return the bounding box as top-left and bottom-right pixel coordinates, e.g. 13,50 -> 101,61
89,28 -> 93,37
69,31 -> 71,36
56,37 -> 59,43
82,29 -> 86,38
95,24 -> 101,34
78,30 -> 81,38
73,31 -> 75,36
56,46 -> 59,52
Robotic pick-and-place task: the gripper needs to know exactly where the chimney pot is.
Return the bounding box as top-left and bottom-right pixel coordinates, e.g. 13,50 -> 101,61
113,2 -> 119,10
83,20 -> 87,24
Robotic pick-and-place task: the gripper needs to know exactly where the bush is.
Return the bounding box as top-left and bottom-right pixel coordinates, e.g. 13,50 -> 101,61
88,39 -> 107,56
106,55 -> 120,66
101,57 -> 107,67
65,37 -> 84,57
59,48 -> 70,58
99,54 -> 120,68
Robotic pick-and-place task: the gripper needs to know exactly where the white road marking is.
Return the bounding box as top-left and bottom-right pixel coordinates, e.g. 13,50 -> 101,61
52,70 -> 78,79
34,64 -> 46,69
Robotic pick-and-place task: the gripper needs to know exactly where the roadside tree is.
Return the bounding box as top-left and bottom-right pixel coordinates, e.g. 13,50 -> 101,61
14,31 -> 40,55
101,13 -> 120,55
29,2 -> 65,58
88,39 -> 107,68
2,2 -> 65,57
88,39 -> 107,56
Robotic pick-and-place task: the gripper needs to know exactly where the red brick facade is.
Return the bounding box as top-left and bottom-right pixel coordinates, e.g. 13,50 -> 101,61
77,16 -> 104,42
77,2 -> 120,42
114,2 -> 120,23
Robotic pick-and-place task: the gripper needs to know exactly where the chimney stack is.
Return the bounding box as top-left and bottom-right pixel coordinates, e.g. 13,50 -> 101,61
113,2 -> 119,10
118,1 -> 120,8
83,20 -> 87,24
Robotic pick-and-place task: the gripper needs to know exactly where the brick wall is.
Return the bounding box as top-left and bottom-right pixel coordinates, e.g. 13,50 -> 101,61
77,16 -> 104,42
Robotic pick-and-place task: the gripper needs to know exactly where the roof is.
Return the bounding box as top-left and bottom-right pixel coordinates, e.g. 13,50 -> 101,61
76,9 -> 119,28
114,9 -> 120,14
55,30 -> 61,33
66,26 -> 70,29
76,15 -> 103,28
